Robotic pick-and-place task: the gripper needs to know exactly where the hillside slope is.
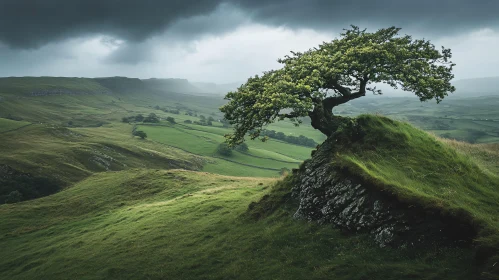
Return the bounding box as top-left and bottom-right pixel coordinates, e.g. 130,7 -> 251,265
288,115 -> 499,278
0,169 -> 478,280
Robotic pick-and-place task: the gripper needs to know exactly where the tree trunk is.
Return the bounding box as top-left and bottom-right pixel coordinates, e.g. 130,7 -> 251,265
308,101 -> 346,137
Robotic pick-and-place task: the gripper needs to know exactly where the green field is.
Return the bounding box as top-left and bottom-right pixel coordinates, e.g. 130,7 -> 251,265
0,170 -> 477,280
340,96 -> 499,144
138,123 -> 310,177
0,118 -> 30,133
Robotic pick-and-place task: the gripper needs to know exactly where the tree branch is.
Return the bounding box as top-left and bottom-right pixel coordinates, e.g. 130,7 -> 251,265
323,76 -> 368,109
330,80 -> 352,96
279,112 -> 301,118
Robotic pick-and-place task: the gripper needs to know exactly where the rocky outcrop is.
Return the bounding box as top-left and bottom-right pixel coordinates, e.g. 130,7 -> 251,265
291,138 -> 475,248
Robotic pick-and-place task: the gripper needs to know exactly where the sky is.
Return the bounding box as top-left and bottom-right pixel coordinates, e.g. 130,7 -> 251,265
1,0 -> 499,84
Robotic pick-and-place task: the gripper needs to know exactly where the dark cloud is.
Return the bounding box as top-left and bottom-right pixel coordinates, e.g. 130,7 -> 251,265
233,0 -> 499,35
1,0 -> 499,49
0,0 -> 222,48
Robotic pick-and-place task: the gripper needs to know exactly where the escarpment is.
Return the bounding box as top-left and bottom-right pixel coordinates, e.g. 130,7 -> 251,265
291,118 -> 478,248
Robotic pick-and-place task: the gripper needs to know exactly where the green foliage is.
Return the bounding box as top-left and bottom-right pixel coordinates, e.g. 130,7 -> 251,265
184,119 -> 192,124
143,113 -> 160,123
221,25 -> 455,146
166,116 -> 176,124
0,166 -> 60,204
216,143 -> 233,156
135,114 -> 144,122
260,129 -> 317,147
133,130 -> 147,139
4,190 -> 22,204
234,142 -> 249,152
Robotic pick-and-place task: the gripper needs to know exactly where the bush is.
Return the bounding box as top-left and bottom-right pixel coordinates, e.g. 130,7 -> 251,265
135,114 -> 144,122
133,130 -> 147,139
4,190 -> 23,204
235,142 -> 249,152
216,143 -> 233,156
207,120 -> 213,126
184,120 -> 193,124
166,117 -> 176,124
143,113 -> 160,123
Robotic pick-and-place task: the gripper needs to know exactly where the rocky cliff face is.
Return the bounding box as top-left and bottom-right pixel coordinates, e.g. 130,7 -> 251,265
291,138 -> 475,248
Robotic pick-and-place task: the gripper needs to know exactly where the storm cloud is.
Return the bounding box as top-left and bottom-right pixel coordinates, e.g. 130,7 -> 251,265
1,0 -> 499,49
0,0 -> 498,83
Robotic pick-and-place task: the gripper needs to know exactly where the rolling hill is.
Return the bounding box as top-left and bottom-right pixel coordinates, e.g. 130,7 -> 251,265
1,76 -> 499,279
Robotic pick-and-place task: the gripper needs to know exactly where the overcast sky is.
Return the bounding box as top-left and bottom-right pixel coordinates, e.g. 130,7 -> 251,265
1,0 -> 498,84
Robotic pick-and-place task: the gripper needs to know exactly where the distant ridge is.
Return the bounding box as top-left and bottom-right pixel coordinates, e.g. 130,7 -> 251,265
0,76 -> 240,97
452,76 -> 499,97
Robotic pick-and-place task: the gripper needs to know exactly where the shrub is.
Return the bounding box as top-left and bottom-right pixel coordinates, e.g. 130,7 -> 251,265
216,143 -> 233,156
135,114 -> 144,122
133,130 -> 147,139
143,113 -> 160,123
166,117 -> 176,124
4,190 -> 22,204
235,142 -> 249,152
184,120 -> 193,124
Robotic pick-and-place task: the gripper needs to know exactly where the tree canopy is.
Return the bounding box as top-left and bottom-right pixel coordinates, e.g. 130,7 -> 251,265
220,26 -> 455,146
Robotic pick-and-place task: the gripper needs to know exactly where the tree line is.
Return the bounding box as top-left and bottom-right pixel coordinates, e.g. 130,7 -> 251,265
259,130 -> 317,147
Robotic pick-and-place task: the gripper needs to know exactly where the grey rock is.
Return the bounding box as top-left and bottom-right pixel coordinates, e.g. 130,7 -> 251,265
291,138 -> 475,248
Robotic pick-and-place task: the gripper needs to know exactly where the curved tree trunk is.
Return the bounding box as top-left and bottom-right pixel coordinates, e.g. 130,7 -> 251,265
309,88 -> 367,137
308,102 -> 346,137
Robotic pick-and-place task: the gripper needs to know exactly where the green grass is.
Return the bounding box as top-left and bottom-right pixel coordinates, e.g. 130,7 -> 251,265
2,77 -> 499,278
0,77 -> 110,96
0,123 -> 201,187
0,169 -> 477,280
327,115 -> 499,276
138,124 -> 310,177
0,118 -> 30,133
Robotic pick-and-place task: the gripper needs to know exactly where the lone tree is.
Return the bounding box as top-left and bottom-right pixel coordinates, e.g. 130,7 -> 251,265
133,130 -> 147,139
220,26 -> 455,146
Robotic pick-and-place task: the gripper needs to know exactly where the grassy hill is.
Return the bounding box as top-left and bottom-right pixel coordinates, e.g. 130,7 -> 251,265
0,76 -> 322,203
1,77 -> 499,278
0,169 -> 479,280
321,115 -> 499,277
